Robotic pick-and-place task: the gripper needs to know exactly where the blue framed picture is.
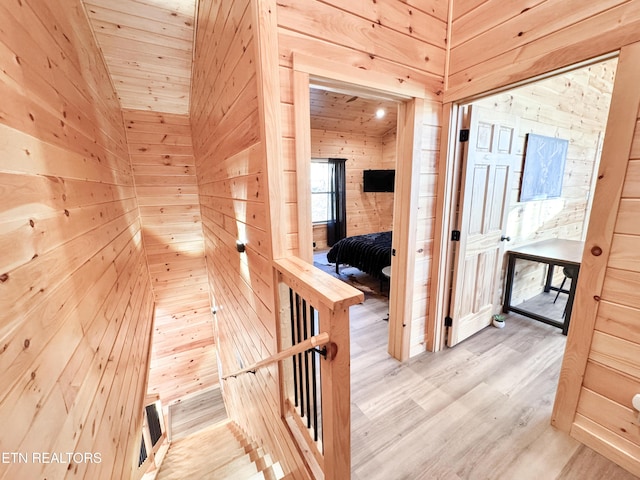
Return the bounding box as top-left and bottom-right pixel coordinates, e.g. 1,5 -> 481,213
520,133 -> 569,202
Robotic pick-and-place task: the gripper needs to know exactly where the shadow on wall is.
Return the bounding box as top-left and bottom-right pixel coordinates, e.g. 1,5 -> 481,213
141,227 -> 217,406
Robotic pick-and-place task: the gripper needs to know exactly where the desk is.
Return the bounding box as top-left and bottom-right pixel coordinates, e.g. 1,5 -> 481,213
502,239 -> 584,335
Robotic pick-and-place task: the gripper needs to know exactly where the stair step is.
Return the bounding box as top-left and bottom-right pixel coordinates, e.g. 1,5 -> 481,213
157,420 -> 289,480
211,452 -> 259,477
159,445 -> 249,476
248,461 -> 286,480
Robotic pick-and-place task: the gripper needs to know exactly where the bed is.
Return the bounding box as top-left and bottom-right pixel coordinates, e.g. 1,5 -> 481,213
326,231 -> 392,279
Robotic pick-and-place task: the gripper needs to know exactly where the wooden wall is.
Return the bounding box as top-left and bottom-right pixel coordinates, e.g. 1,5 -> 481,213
379,130 -> 396,231
123,109 -> 215,405
311,128 -> 395,249
0,0 -> 154,478
550,42 -> 640,478
474,59 -> 616,304
277,0 -> 446,356
446,0 -> 640,102
190,0 -> 307,476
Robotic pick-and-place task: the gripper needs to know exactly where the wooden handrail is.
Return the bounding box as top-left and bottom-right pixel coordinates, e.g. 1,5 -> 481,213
144,393 -> 160,405
222,332 -> 330,380
274,256 -> 355,479
274,257 -> 364,311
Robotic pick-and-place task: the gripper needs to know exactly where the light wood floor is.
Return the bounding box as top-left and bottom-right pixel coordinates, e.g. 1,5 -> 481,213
349,295 -> 639,480
169,386 -> 227,441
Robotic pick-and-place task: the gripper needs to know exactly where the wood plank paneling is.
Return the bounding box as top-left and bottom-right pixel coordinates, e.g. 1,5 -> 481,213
191,0 -> 308,477
82,0 -> 196,114
277,0 -> 445,76
277,0 -> 446,357
311,129 -> 395,241
551,41 -> 640,478
0,1 -> 154,478
310,88 -> 398,137
446,0 -> 640,102
123,109 -> 215,406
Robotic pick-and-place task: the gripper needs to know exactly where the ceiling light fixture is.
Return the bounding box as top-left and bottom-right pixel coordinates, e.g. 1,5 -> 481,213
375,108 -> 386,119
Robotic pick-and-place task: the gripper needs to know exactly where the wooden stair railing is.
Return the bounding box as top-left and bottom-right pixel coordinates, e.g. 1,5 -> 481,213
221,332 -> 330,379
274,256 -> 364,480
221,256 -> 362,479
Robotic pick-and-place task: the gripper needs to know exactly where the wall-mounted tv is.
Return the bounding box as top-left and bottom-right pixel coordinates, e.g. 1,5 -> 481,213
363,169 -> 395,192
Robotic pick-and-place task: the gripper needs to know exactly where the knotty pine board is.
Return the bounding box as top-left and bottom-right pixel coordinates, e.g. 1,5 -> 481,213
191,0 -> 307,476
276,0 -> 445,77
82,0 -> 195,114
310,89 -> 399,137
553,42 -> 640,477
445,0 -> 640,101
0,1 -> 154,478
123,109 -> 215,406
594,300 -> 640,347
311,128 -> 395,239
450,0 -> 622,76
323,0 -> 447,47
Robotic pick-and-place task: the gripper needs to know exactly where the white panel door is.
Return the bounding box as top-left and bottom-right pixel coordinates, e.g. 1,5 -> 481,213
448,106 -> 518,346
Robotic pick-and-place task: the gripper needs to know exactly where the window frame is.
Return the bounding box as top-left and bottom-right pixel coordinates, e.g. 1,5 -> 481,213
310,159 -> 332,224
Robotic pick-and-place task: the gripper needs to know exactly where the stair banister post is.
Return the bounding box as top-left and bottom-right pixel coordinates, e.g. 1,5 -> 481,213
318,303 -> 350,480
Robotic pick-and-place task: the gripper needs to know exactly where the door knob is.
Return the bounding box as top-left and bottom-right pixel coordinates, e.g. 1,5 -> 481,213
501,235 -> 511,242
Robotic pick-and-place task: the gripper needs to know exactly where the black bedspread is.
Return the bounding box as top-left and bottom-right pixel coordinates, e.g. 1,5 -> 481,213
326,231 -> 392,279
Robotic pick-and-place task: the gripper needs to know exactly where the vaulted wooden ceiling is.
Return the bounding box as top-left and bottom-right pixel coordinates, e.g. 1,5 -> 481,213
310,88 -> 399,137
82,0 -> 196,114
81,0 -> 399,135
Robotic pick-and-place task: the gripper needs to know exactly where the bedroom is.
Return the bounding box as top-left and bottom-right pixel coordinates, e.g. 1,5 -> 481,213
308,85 -> 399,342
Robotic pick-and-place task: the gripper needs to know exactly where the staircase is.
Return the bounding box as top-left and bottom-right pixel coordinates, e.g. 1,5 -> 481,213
156,420 -> 287,479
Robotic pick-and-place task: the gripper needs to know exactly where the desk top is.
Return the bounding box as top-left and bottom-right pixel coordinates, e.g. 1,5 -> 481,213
507,238 -> 584,265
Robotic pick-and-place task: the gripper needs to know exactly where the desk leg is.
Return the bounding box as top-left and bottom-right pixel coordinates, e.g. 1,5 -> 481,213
544,264 -> 555,293
563,268 -> 580,335
503,254 -> 516,313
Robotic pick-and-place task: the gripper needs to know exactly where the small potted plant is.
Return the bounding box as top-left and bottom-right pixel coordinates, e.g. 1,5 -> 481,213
492,313 -> 506,328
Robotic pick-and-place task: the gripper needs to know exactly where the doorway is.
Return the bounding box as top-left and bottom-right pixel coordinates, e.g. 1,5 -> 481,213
307,81 -> 402,357
292,69 -> 423,360
442,57 -> 618,347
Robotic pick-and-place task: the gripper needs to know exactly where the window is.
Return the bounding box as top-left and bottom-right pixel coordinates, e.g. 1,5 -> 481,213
310,161 -> 332,223
310,158 -> 347,245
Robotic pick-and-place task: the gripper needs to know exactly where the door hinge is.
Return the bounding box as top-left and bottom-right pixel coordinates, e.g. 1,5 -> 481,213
451,230 -> 461,241
392,248 -> 396,256
459,129 -> 469,142
444,316 -> 453,327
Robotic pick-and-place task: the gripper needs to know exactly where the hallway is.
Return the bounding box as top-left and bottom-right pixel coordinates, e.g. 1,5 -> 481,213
348,301 -> 638,479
